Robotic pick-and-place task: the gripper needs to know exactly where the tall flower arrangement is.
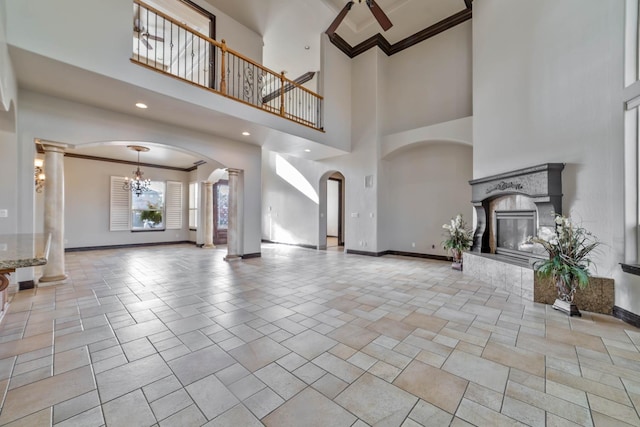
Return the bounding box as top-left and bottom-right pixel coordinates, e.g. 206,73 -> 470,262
442,214 -> 474,265
532,215 -> 600,303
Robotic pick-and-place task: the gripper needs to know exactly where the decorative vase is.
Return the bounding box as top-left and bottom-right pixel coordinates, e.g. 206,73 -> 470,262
451,249 -> 463,271
552,277 -> 581,317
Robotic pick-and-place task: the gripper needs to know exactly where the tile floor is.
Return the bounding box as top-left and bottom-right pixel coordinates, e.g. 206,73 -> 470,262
0,243 -> 638,426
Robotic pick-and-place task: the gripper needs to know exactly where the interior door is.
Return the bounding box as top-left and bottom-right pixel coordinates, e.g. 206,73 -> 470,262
213,180 -> 228,244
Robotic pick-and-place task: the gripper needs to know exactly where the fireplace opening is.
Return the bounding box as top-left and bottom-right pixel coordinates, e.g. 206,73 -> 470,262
495,210 -> 544,262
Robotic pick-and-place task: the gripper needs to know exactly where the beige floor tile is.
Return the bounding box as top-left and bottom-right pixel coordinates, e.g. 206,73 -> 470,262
591,411 -> 639,427
456,398 -> 527,426
255,363 -> 306,400
506,381 -> 593,426
407,399 -> 454,426
442,350 -> 509,393
0,366 -> 95,425
335,373 -> 417,425
547,368 -> 632,406
0,332 -> 51,360
159,404 -> 207,427
587,393 -> 640,425
312,373 -> 348,399
394,359 -> 467,413
228,374 -> 267,400
327,324 -> 380,350
204,404 -> 262,427
366,317 -> 416,341
0,244 -> 638,426
263,387 -> 356,427
281,329 -> 337,360
53,390 -> 100,424
463,382 -> 503,412
482,341 -> 545,377
168,345 -> 235,386
502,396 -> 545,427
311,352 -> 364,384
547,326 -> 607,353
96,353 -> 171,402
228,337 -> 290,372
103,389 -> 156,426
186,374 -> 239,420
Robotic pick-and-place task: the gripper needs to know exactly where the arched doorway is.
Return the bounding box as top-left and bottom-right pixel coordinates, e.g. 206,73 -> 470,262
319,171 -> 345,250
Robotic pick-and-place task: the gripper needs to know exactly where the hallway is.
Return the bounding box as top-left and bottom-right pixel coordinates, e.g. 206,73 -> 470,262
0,244 -> 638,426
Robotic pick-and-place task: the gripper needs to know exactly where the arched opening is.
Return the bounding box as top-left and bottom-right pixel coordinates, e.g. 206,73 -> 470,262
319,171 -> 345,250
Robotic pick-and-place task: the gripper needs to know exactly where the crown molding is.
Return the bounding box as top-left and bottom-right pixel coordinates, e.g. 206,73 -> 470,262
328,8 -> 472,58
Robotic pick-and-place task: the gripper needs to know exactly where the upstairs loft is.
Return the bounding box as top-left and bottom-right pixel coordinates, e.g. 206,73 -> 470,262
132,0 -> 324,132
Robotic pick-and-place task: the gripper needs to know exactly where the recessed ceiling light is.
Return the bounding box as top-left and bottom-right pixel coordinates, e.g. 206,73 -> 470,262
304,45 -> 310,50
135,102 -> 148,109
304,149 -> 311,152
242,131 -> 251,136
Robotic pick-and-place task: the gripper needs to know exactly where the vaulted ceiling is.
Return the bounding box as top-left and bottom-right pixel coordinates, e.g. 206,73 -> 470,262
14,0 -> 472,168
204,0 -> 471,79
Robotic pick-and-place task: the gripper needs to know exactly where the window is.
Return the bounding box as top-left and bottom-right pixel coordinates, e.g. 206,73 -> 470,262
132,181 -> 165,230
110,177 -> 183,232
189,182 -> 198,229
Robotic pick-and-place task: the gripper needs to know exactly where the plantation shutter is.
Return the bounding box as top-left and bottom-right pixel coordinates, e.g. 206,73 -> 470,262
166,181 -> 183,230
110,176 -> 131,231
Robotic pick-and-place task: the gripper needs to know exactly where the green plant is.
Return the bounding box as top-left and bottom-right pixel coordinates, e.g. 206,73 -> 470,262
140,202 -> 162,226
442,214 -> 474,260
531,215 -> 600,302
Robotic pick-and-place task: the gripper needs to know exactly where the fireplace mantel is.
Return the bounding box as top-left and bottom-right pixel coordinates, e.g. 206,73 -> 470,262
469,163 -> 564,254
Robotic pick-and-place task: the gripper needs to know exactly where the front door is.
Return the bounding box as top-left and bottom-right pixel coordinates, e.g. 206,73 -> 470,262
213,180 -> 228,244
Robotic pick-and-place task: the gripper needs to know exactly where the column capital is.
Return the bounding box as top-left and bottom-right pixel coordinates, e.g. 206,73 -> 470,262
202,181 -> 213,187
38,140 -> 68,153
226,168 -> 242,176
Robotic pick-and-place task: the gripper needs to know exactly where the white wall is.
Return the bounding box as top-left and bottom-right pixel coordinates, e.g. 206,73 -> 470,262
17,90 -> 262,255
0,0 -> 19,235
0,0 -> 16,113
262,33 -> 473,255
384,21 -> 472,135
320,34 -> 352,152
262,150 -> 322,246
473,1 -> 633,311
63,157 -> 191,248
385,142 -> 473,255
188,0 -> 263,63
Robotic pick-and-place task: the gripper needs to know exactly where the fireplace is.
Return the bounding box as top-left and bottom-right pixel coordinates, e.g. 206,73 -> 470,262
469,163 -> 564,264
495,210 -> 543,261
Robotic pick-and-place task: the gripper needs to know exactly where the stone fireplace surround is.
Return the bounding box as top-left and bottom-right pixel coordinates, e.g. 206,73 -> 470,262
463,163 -> 615,313
463,163 -> 564,300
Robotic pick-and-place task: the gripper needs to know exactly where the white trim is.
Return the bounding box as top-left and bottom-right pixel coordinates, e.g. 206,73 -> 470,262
166,181 -> 183,230
110,176 -> 131,231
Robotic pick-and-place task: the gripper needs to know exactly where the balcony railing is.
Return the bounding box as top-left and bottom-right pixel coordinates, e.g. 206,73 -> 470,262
132,0 -> 323,131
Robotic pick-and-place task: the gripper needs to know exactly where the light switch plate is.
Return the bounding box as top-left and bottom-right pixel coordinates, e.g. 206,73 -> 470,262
0,209 -> 7,218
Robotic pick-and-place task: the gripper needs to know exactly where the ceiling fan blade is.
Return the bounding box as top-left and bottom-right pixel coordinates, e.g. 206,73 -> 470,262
141,38 -> 153,50
367,0 -> 393,31
146,33 -> 164,42
325,1 -> 354,36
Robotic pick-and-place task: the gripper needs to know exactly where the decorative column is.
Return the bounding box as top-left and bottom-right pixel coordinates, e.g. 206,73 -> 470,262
202,181 -> 215,248
40,142 -> 68,283
224,168 -> 241,261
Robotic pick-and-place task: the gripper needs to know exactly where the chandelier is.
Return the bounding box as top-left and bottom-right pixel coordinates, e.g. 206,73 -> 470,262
123,145 -> 151,197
